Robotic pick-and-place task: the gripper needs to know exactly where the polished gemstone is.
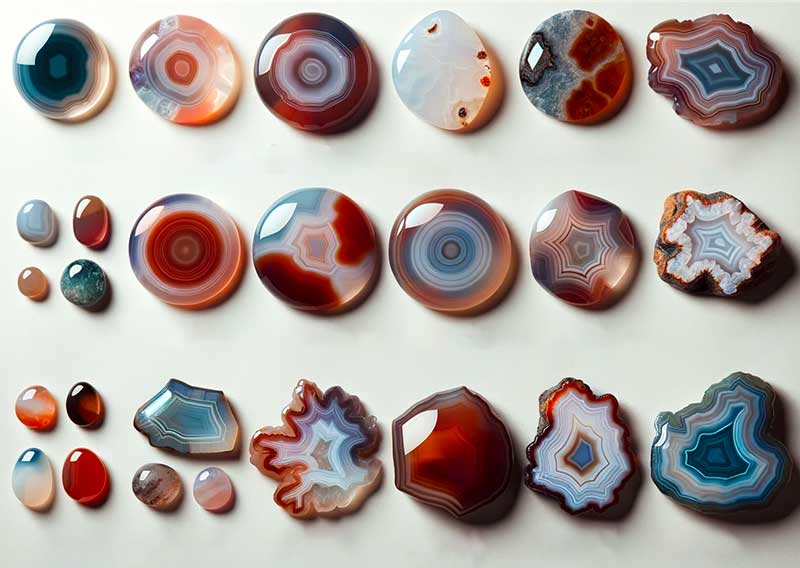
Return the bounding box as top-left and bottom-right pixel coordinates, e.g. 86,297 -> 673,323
392,387 -> 514,519
253,188 -> 379,313
132,463 -> 183,510
17,199 -> 57,246
13,19 -> 113,122
250,380 -> 381,518
530,190 -> 637,308
393,10 -> 498,131
60,259 -> 108,309
134,379 -> 240,456
15,386 -> 57,431
130,15 -> 240,125
12,448 -> 55,511
254,13 -> 375,132
647,14 -> 785,128
18,267 -> 49,301
651,372 -> 792,514
520,10 -> 631,124
525,379 -> 635,514
654,191 -> 780,297
73,195 -> 110,248
66,382 -> 104,428
389,190 -> 514,314
62,448 -> 110,506
193,467 -> 235,513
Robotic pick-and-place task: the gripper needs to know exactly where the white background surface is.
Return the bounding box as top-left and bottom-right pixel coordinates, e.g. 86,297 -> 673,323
2,1 -> 799,566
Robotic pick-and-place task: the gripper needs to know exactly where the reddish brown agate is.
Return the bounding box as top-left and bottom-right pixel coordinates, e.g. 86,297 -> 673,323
62,448 -> 110,507
73,195 -> 110,248
66,382 -> 104,428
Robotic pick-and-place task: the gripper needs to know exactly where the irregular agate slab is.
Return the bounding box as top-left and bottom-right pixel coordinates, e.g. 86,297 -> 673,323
194,467 -> 235,513
17,199 -> 57,247
389,190 -> 514,315
393,10 -> 497,131
13,19 -> 113,122
392,387 -> 514,519
62,448 -> 110,506
18,267 -> 49,301
13,448 -> 54,511
253,188 -> 378,313
526,379 -> 635,514
66,382 -> 104,428
73,195 -> 110,249
531,190 -> 637,308
15,385 -> 57,430
134,379 -> 240,456
132,463 -> 183,511
60,259 -> 108,309
651,373 -> 792,515
647,15 -> 785,129
654,191 -> 780,297
250,380 -> 381,519
520,10 -> 631,124
130,15 -> 240,125
254,13 -> 375,133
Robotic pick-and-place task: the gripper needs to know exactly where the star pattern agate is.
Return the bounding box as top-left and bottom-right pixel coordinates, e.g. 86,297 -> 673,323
250,380 -> 381,519
647,14 -> 785,129
651,373 -> 792,515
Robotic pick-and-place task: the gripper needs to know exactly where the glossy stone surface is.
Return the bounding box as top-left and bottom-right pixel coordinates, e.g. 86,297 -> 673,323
134,379 -> 240,456
73,195 -> 110,248
525,379 -> 635,514
60,259 -> 108,308
520,10 -> 631,124
62,448 -> 110,506
647,14 -> 785,129
253,188 -> 378,313
66,382 -> 104,428
193,467 -> 235,513
250,380 -> 381,519
18,267 -> 49,301
651,372 -> 792,515
132,463 -> 183,510
17,200 -> 57,246
129,194 -> 244,309
15,386 -> 57,431
13,19 -> 113,122
531,190 -> 637,308
254,13 -> 374,133
389,190 -> 514,314
393,10 -> 497,131
130,15 -> 240,125
654,191 -> 780,297
392,387 -> 514,518
12,448 -> 55,511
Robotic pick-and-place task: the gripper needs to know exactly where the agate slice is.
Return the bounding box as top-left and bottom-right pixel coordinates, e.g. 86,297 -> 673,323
654,191 -> 780,297
389,190 -> 514,315
15,386 -> 57,431
17,200 -> 57,247
392,387 -> 514,519
13,19 -> 113,122
18,267 -> 49,301
647,14 -> 785,129
66,382 -> 104,428
525,379 -> 635,514
73,195 -> 110,249
520,10 -> 631,124
253,188 -> 378,313
193,467 -> 235,513
129,194 -> 244,309
132,463 -> 183,510
250,380 -> 381,519
254,13 -> 375,133
651,372 -> 792,515
134,379 -> 240,456
130,15 -> 240,125
393,10 -> 497,131
530,190 -> 637,308
60,259 -> 108,309
12,448 -> 54,511
62,448 -> 110,506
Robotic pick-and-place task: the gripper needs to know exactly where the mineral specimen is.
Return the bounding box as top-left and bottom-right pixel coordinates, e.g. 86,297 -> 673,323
73,195 -> 110,249
60,259 -> 108,309
66,381 -> 104,428
17,199 -> 57,247
132,463 -> 183,510
193,467 -> 235,513
12,448 -> 54,511
18,267 -> 49,301
15,385 -> 57,431
62,448 -> 110,506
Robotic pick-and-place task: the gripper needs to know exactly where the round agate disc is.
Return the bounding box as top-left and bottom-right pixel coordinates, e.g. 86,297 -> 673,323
254,13 -> 375,132
130,194 -> 244,309
130,15 -> 240,125
389,190 -> 514,314
253,188 -> 378,313
13,19 -> 113,122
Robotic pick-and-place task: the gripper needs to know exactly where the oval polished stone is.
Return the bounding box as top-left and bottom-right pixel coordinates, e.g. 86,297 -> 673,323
62,448 -> 110,506
13,19 -> 113,122
60,259 -> 108,309
18,267 -> 49,301
193,467 -> 234,513
66,382 -> 104,428
12,448 -> 55,511
254,13 -> 375,132
132,463 -> 183,510
130,15 -> 240,125
253,188 -> 379,313
73,195 -> 110,249
17,199 -> 57,246
15,386 -> 57,431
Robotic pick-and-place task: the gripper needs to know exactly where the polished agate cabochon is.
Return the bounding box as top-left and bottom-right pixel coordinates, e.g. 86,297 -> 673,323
13,19 -> 113,122
254,13 -> 374,132
66,382 -> 104,428
18,267 -> 49,301
13,448 -> 55,511
129,194 -> 244,309
194,467 -> 235,513
389,190 -> 514,314
130,15 -> 240,125
60,259 -> 108,308
15,385 -> 57,430
132,463 -> 183,510
253,188 -> 378,313
17,200 -> 57,247
74,195 -> 110,248
62,448 -> 110,506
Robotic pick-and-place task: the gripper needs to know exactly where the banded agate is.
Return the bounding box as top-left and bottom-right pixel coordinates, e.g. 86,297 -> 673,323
17,200 -> 57,247
651,372 -> 792,515
250,380 -> 381,519
654,191 -> 780,297
647,15 -> 785,129
525,379 -> 635,514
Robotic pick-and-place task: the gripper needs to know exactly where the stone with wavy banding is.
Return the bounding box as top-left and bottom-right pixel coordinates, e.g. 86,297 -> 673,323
17,200 -> 57,247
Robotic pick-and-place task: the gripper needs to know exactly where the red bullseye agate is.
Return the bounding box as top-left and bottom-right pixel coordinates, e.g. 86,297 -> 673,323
62,448 -> 110,506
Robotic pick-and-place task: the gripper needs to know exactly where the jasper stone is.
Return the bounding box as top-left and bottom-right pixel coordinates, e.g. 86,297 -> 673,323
17,199 -> 57,246
60,259 -> 108,308
193,467 -> 235,513
66,382 -> 104,428
62,448 -> 110,506
73,195 -> 110,248
15,385 -> 57,431
132,463 -> 183,511
18,267 -> 49,301
12,448 -> 55,511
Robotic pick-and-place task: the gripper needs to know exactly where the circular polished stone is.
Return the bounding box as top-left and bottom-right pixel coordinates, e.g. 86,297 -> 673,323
66,382 -> 104,428
129,194 -> 244,309
132,463 -> 183,511
389,190 -> 514,315
73,195 -> 110,248
60,259 -> 108,309
253,188 -> 378,313
15,386 -> 57,431
13,448 -> 55,511
130,15 -> 240,125
62,448 -> 109,506
13,19 -> 113,122
17,200 -> 57,246
254,13 -> 375,132
18,267 -> 49,301
193,467 -> 234,513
